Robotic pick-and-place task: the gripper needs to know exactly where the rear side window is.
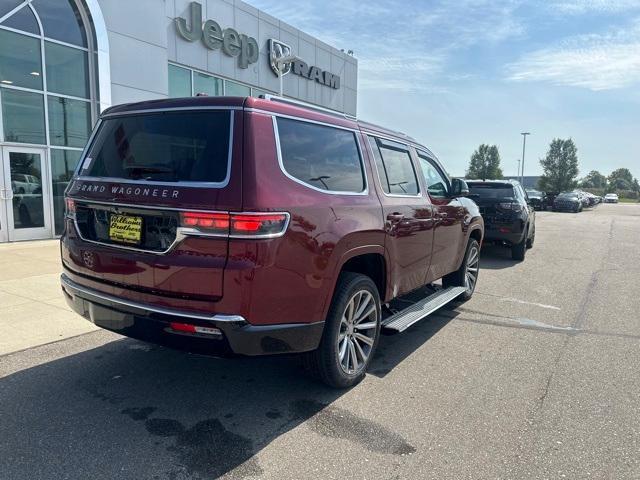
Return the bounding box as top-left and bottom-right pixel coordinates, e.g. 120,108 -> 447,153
276,118 -> 365,193
368,136 -> 418,195
81,111 -> 232,183
468,183 -> 515,198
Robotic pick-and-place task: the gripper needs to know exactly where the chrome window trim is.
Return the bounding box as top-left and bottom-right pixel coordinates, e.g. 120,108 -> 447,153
366,134 -> 422,199
249,108 -> 358,133
75,110 -> 235,189
61,274 -> 246,323
272,116 -> 369,196
360,129 -> 437,161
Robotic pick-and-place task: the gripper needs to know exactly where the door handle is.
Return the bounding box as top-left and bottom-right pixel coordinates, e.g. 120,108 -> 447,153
387,213 -> 405,222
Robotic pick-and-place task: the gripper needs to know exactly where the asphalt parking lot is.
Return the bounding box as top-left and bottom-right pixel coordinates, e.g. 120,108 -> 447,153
1,203 -> 639,479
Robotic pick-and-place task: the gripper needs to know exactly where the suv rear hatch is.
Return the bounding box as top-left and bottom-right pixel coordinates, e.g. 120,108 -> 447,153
468,183 -> 520,222
62,101 -> 241,301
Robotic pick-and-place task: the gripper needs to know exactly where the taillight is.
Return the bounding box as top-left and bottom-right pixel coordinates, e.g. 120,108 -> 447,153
179,211 -> 289,238
497,202 -> 523,213
65,197 -> 76,219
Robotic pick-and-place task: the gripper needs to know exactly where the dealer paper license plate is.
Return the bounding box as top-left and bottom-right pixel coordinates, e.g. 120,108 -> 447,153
109,214 -> 142,244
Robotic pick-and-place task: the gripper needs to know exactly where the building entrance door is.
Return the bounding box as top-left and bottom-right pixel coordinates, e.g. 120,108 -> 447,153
0,146 -> 52,242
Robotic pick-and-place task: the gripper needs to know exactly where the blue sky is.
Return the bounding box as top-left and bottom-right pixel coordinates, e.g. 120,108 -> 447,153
250,0 -> 640,179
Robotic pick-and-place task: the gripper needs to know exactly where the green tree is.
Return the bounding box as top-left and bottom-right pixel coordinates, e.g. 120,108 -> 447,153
607,168 -> 635,190
538,138 -> 579,193
465,144 -> 503,180
580,170 -> 607,189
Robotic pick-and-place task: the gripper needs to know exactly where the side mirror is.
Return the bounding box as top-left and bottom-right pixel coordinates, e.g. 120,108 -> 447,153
451,178 -> 469,197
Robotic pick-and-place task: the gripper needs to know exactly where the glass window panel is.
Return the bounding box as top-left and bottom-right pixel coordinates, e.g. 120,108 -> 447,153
276,117 -> 365,193
31,0 -> 87,47
225,80 -> 250,97
168,64 -> 191,98
9,151 -> 45,229
378,144 -> 419,195
0,0 -> 22,18
45,41 -> 89,98
47,96 -> 91,148
84,111 -> 231,183
1,5 -> 40,34
193,72 -> 222,96
0,29 -> 43,90
418,155 -> 448,199
1,89 -> 46,144
50,148 -> 81,235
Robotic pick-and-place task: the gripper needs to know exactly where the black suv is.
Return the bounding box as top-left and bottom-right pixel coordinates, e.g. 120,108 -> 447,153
467,180 -> 536,260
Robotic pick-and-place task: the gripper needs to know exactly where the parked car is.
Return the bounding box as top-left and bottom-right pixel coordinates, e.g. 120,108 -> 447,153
60,96 -> 484,388
575,190 -> 591,208
553,192 -> 583,212
466,179 -> 535,261
11,173 -> 41,195
604,193 -> 619,203
525,188 -> 546,210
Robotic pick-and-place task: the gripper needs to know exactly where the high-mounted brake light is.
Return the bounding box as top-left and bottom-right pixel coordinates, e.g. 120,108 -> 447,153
179,212 -> 289,238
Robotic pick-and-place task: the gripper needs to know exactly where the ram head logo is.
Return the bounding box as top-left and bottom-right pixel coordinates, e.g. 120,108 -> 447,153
269,38 -> 293,76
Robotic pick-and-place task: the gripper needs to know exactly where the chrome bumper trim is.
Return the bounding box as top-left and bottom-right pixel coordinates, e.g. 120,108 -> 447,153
61,274 -> 245,323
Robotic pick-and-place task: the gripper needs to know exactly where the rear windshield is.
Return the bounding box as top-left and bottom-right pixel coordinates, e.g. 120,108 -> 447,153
559,192 -> 579,198
468,184 -> 515,199
80,111 -> 232,183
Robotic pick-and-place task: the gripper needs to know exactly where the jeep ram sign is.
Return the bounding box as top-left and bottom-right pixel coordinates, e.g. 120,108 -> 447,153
269,39 -> 340,89
175,2 -> 341,89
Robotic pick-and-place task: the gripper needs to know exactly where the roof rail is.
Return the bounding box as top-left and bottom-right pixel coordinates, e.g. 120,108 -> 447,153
260,94 -> 357,121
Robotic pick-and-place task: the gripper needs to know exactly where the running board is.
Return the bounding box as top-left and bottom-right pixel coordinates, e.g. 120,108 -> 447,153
382,286 -> 466,333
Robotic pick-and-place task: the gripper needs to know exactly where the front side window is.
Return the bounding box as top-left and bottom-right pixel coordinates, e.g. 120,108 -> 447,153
370,137 -> 419,195
82,111 -> 232,184
418,154 -> 448,199
276,117 -> 365,193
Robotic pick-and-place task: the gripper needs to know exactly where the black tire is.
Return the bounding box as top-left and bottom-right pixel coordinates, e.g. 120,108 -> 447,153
526,226 -> 535,249
303,272 -> 381,389
512,235 -> 527,261
443,238 -> 480,302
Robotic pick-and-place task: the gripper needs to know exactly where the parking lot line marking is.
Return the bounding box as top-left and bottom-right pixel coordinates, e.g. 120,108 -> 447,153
499,298 -> 561,311
476,292 -> 561,311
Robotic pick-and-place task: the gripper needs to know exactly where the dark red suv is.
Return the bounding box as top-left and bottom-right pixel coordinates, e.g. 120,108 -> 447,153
61,96 -> 483,387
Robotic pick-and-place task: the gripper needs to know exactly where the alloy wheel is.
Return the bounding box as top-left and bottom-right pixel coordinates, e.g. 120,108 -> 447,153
464,244 -> 480,295
337,290 -> 378,375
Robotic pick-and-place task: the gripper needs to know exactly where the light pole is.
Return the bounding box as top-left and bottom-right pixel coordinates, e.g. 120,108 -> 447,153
516,158 -> 521,179
520,132 -> 530,186
275,54 -> 300,96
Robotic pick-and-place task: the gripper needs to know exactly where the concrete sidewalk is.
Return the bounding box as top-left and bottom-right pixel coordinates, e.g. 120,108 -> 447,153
0,240 -> 97,355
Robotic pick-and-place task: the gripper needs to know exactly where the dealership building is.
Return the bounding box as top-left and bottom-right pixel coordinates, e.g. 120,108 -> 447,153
0,0 -> 358,242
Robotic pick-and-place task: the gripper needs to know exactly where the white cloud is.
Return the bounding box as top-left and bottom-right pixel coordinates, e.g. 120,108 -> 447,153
250,0 -> 525,92
548,0 -> 640,14
505,20 -> 640,90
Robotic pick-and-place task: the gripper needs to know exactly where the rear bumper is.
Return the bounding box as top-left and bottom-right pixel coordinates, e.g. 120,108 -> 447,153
482,220 -> 525,245
60,274 -> 324,356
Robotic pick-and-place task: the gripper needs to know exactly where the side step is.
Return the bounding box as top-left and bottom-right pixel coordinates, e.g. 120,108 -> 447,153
382,286 -> 466,333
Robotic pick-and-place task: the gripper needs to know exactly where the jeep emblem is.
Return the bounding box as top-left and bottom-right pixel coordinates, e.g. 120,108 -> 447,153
175,2 -> 259,69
